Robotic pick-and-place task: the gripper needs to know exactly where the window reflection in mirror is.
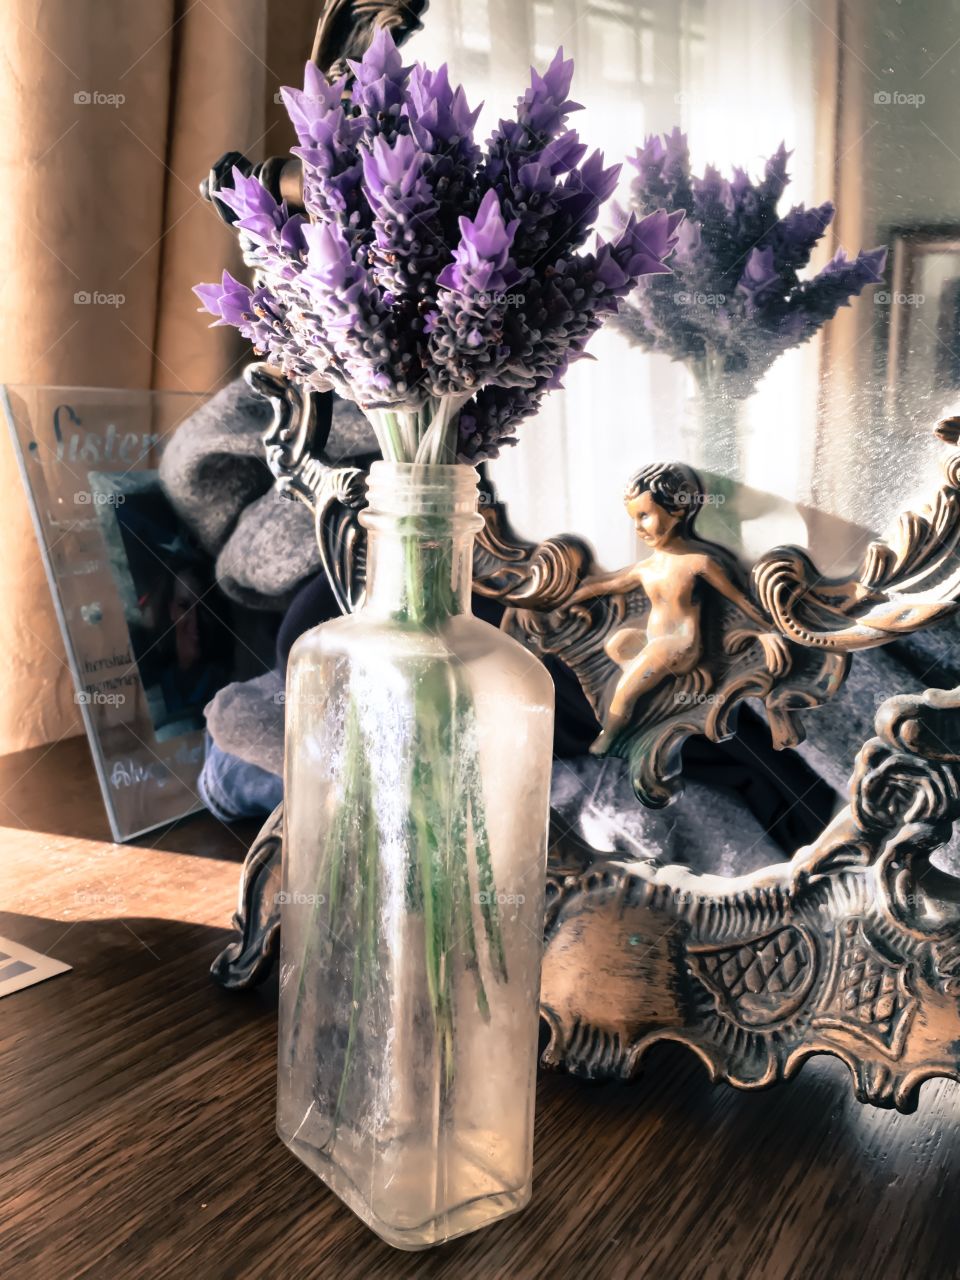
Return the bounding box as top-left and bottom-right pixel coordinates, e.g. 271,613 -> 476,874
405,1 -> 960,575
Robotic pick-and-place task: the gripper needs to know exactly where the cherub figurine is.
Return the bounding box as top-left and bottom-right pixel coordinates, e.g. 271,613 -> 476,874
568,462 -> 789,754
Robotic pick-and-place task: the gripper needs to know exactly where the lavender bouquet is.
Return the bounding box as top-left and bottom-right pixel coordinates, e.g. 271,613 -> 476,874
196,32 -> 680,465
611,129 -> 886,399
195,32 -> 681,1187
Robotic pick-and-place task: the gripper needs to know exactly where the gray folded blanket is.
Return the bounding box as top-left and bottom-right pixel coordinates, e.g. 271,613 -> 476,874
159,377 -> 375,611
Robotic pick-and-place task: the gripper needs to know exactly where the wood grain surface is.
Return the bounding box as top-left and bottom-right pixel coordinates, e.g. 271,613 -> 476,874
0,737 -> 958,1280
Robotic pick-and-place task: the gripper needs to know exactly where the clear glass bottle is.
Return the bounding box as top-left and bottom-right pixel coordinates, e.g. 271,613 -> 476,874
277,461 -> 555,1250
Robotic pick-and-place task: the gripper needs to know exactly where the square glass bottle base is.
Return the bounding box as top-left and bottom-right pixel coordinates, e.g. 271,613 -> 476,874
279,1119 -> 532,1250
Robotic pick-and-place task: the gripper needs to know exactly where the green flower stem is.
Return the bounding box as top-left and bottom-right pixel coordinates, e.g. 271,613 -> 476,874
465,721 -> 507,982
334,783 -> 380,1126
288,419 -> 508,1128
367,399 -> 466,468
292,634 -> 505,1118
291,700 -> 362,1013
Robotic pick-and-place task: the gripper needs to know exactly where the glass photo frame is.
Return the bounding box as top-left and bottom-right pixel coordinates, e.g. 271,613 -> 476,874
4,384 -> 240,841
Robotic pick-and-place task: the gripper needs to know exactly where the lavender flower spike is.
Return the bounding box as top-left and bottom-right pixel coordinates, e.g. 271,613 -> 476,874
430,189 -> 522,394
194,270 -> 252,327
437,189 -> 521,293
362,132 -> 440,299
280,63 -> 349,146
518,47 -> 582,138
348,25 -> 410,124
216,166 -> 288,246
406,62 -> 482,157
361,133 -> 432,215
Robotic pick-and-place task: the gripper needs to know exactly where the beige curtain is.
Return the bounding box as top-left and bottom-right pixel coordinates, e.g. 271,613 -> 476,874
0,0 -> 320,754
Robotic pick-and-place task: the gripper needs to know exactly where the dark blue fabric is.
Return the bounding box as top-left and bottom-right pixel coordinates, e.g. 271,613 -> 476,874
198,734 -> 282,821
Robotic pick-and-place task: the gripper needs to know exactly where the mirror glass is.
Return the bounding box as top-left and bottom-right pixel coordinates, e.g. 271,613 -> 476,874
406,0 -> 960,573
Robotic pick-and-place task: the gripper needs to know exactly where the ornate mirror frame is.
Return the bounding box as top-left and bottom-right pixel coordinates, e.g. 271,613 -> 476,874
201,1 -> 960,1112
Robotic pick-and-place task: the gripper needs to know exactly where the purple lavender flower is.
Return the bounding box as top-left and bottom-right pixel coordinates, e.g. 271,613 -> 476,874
406,63 -> 481,162
481,49 -> 596,265
362,132 -> 431,215
615,209 -> 685,281
612,131 -> 887,395
783,245 -> 887,343
214,167 -> 308,287
197,33 -> 679,458
283,61 -> 366,232
429,190 -> 522,394
630,128 -> 693,209
300,220 -> 403,400
457,383 -> 540,461
280,64 -> 348,145
404,62 -> 483,248
194,270 -> 252,327
348,26 -> 410,132
737,247 -> 781,313
215,168 -> 289,245
509,48 -> 581,147
436,190 -> 521,294
361,131 -> 443,325
193,271 -> 298,364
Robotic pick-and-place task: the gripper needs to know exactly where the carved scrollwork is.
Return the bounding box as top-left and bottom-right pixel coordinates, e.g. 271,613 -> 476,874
315,468 -> 367,615
244,361 -> 369,615
754,423 -> 960,650
209,804 -> 283,988
311,0 -> 430,79
539,685 -> 960,1111
246,363 -> 331,508
473,505 -> 593,609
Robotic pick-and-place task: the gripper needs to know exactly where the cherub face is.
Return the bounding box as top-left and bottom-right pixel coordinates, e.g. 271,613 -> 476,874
626,490 -> 682,548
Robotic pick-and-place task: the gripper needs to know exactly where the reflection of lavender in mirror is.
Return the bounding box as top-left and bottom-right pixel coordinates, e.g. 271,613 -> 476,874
610,130 -> 887,399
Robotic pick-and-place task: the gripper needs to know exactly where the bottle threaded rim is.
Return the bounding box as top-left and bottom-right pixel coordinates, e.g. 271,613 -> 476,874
362,461 -> 483,525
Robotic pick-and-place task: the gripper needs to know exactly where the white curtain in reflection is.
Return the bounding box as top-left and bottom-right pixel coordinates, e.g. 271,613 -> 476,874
409,0 -> 831,566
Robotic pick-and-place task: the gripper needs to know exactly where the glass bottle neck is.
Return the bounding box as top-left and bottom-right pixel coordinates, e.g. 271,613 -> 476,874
359,463 -> 482,626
